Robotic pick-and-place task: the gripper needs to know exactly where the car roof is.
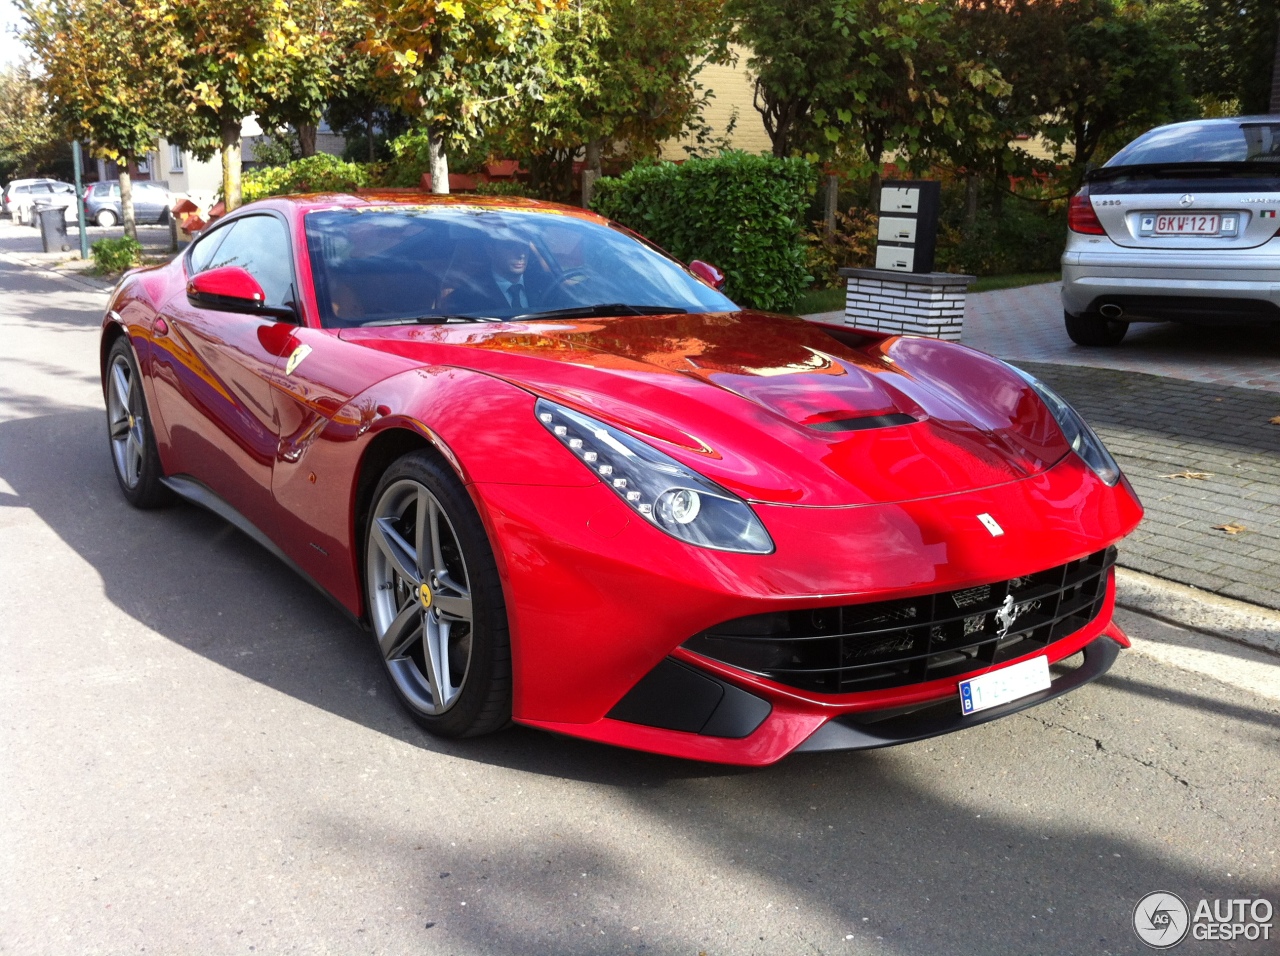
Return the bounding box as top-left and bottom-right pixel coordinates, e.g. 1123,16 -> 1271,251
256,191 -> 606,222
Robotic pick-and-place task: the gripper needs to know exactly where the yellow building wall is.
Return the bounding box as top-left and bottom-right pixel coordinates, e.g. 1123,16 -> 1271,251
660,47 -> 774,159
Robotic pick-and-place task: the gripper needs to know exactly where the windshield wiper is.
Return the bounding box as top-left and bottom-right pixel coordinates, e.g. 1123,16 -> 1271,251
361,313 -> 502,326
511,303 -> 689,320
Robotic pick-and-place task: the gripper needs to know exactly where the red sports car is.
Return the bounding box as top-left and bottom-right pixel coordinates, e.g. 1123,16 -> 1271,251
101,194 -> 1142,765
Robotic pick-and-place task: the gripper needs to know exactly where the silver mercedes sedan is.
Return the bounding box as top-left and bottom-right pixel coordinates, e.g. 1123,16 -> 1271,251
1061,117 -> 1280,346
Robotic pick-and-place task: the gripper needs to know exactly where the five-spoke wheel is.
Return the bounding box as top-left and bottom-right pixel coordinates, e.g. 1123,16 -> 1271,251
365,452 -> 510,736
105,338 -> 170,508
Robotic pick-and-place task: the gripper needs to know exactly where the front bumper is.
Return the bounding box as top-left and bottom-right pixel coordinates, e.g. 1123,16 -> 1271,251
1061,238 -> 1280,320
474,453 -> 1141,766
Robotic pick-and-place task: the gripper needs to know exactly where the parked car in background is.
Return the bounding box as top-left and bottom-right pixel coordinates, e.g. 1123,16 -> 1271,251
2,179 -> 75,225
1062,116 -> 1280,346
83,179 -> 173,227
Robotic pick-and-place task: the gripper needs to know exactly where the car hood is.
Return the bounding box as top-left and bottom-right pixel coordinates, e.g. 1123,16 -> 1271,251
340,311 -> 1072,506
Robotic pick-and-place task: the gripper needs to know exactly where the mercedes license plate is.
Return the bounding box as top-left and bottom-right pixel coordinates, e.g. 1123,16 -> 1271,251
1153,213 -> 1220,235
959,655 -> 1051,715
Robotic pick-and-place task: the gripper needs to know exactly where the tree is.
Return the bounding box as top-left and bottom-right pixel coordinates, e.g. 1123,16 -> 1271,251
1038,0 -> 1195,171
363,0 -> 556,194
254,0 -> 370,157
1173,0 -> 1279,114
827,0 -> 1008,200
0,63 -> 69,183
726,0 -> 856,158
20,0 -> 174,237
503,0 -> 731,200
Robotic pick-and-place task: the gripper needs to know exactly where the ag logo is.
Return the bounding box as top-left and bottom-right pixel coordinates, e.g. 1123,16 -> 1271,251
1134,891 -> 1190,949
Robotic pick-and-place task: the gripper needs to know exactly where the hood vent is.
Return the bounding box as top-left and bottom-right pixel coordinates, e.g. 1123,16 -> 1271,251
807,412 -> 918,433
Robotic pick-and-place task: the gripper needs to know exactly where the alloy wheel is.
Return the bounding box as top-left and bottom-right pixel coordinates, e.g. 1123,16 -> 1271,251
106,352 -> 146,490
366,479 -> 475,716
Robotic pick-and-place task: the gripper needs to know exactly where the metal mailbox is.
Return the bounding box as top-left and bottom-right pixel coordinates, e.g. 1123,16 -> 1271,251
875,180 -> 940,274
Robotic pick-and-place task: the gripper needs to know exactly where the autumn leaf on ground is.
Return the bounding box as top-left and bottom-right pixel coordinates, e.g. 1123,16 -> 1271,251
1270,415 -> 1280,425
1213,522 -> 1247,535
1161,471 -> 1213,480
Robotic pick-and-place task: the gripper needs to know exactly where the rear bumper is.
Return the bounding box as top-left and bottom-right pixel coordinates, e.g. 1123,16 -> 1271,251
1061,241 -> 1280,319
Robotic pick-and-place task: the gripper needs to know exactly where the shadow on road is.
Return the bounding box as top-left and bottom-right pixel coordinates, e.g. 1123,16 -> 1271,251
3,408 -> 1277,954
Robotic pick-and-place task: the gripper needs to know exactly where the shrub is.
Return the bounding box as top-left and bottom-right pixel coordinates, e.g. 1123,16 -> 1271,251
591,151 -> 818,312
473,180 -> 536,198
90,235 -> 142,273
240,153 -> 372,202
803,208 -> 878,289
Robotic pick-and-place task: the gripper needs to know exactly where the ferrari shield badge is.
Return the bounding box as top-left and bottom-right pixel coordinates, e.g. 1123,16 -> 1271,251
285,343 -> 313,376
977,513 -> 1004,537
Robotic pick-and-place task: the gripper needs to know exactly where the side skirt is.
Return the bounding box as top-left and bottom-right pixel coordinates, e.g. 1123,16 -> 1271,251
161,475 -> 365,629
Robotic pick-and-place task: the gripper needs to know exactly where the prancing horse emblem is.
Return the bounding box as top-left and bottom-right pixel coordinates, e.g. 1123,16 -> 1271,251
995,594 -> 1019,638
977,513 -> 1004,537
285,343 -> 313,375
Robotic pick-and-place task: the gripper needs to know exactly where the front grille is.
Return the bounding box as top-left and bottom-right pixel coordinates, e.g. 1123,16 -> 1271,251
683,547 -> 1116,694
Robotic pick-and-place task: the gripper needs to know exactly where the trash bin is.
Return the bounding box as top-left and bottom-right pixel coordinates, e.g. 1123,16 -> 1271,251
37,204 -> 71,253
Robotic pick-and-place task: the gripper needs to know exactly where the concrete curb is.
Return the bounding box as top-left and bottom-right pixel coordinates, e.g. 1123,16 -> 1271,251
0,249 -> 114,293
1116,567 -> 1280,657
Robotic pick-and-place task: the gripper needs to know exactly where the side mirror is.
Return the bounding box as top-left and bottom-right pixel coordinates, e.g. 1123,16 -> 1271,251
689,260 -> 726,291
187,266 -> 295,320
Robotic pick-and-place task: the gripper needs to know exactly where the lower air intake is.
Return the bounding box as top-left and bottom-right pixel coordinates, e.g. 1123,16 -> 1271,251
683,548 -> 1116,694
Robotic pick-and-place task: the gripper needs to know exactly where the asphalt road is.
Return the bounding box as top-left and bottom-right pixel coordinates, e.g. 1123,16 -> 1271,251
1,248 -> 1277,955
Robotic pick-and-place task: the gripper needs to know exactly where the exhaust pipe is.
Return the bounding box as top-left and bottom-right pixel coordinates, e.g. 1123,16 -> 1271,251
1099,303 -> 1124,319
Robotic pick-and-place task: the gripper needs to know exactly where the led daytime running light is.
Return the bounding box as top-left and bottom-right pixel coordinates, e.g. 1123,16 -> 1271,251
1008,365 -> 1122,486
536,398 -> 774,554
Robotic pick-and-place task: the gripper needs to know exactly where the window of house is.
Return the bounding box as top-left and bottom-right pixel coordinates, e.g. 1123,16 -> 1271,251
170,144 -> 184,172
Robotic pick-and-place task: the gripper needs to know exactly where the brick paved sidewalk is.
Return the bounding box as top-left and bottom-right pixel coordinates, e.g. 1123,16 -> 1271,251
1020,362 -> 1280,610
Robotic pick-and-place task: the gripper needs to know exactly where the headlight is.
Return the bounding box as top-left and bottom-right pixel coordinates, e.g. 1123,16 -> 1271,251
1008,365 -> 1121,486
536,398 -> 774,554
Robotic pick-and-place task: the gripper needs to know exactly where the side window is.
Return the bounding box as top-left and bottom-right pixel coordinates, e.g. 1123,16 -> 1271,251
15,185 -> 30,195
111,185 -> 120,198
188,223 -> 233,275
202,215 -> 295,310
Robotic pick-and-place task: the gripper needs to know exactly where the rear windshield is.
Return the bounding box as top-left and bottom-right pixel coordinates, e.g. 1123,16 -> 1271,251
1108,121 -> 1280,167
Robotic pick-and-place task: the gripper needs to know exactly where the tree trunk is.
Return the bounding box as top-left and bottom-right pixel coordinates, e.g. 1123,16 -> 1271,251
118,164 -> 137,241
824,174 -> 839,236
297,123 -> 318,157
427,123 -> 449,195
581,136 -> 603,208
868,165 -> 882,214
221,117 -> 243,212
367,110 -> 377,163
964,173 -> 979,229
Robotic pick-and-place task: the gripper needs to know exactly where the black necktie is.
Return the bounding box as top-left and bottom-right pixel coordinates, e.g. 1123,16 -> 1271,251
508,284 -> 526,309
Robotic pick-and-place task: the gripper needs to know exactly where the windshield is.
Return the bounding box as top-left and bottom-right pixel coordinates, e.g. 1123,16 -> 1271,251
303,205 -> 738,328
1107,120 -> 1280,167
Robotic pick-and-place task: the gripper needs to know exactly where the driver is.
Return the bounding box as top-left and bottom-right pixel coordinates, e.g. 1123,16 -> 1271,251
445,232 -> 544,316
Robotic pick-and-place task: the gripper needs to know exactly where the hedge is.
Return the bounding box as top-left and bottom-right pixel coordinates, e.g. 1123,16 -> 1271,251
590,152 -> 818,313
240,153 -> 372,203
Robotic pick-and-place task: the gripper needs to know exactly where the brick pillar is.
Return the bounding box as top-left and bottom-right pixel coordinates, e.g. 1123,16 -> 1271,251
838,267 -> 975,341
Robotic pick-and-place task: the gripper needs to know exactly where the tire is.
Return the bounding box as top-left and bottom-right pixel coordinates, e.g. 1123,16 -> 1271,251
364,451 -> 511,737
1064,310 -> 1128,347
96,208 -> 118,228
105,338 -> 172,509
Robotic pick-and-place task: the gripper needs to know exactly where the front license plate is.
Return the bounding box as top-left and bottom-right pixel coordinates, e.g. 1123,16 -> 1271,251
959,655 -> 1051,715
1153,213 -> 1220,235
